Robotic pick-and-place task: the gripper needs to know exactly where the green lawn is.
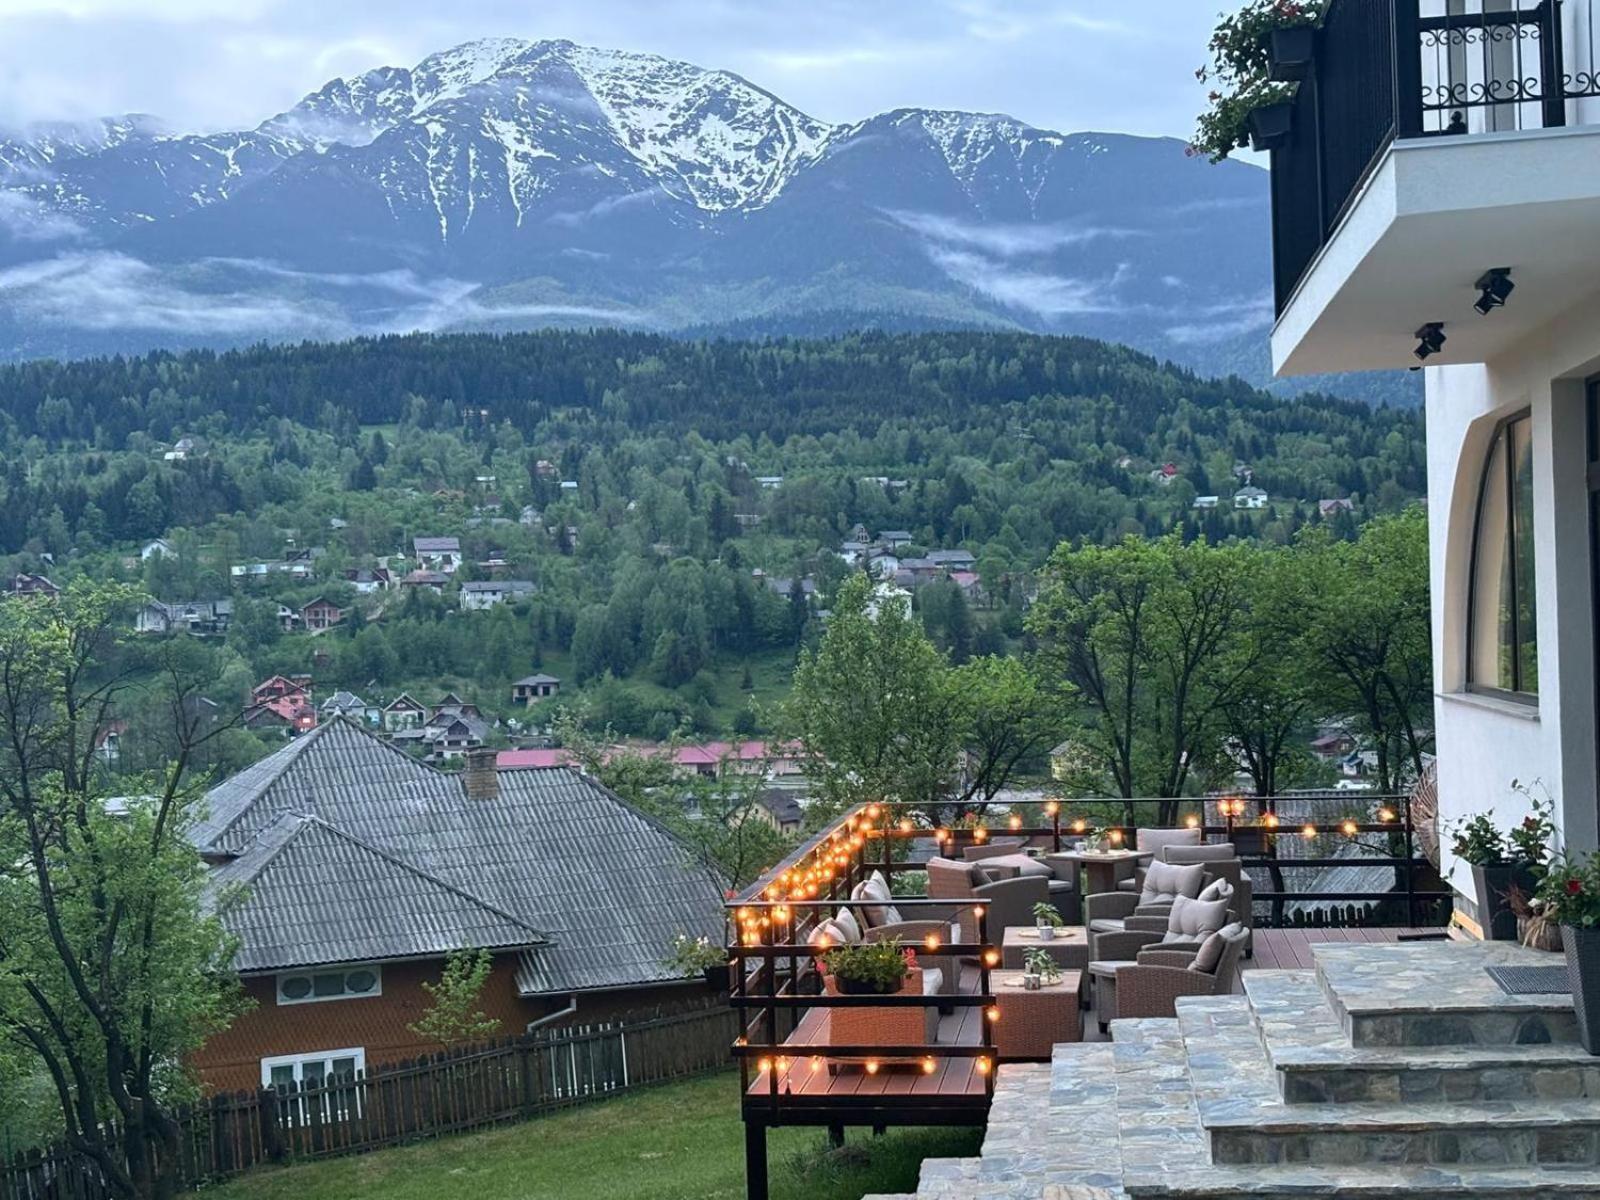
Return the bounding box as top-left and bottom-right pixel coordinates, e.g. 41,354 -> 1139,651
204,1071 -> 979,1200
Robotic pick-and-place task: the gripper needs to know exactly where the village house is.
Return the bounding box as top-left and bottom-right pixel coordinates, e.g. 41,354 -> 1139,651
93,719 -> 128,764
1193,495 -> 1221,510
243,676 -> 316,735
459,579 -> 537,611
299,597 -> 344,632
320,691 -> 380,726
189,726 -> 724,1092
1234,486 -> 1269,510
8,573 -> 59,599
411,536 -> 463,573
135,599 -> 233,637
343,567 -> 394,594
399,569 -> 449,594
751,789 -> 804,836
927,549 -> 977,572
878,530 -> 914,550
511,673 -> 561,706
1149,462 -> 1180,486
381,693 -> 426,732
140,537 -> 175,560
754,475 -> 783,490
1318,498 -> 1356,517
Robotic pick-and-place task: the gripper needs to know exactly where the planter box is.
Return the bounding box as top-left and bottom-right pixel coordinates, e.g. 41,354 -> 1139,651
824,969 -> 933,1050
1248,103 -> 1294,153
1566,924 -> 1600,1055
1268,27 -> 1316,82
1472,862 -> 1535,941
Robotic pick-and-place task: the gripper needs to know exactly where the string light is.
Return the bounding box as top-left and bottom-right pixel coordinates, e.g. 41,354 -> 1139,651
1045,800 -> 1060,816
986,1006 -> 1000,1023
1341,820 -> 1359,837
976,1058 -> 991,1076
810,1056 -> 823,1073
758,1058 -> 772,1074
1185,815 -> 1200,829
1378,807 -> 1397,823
1072,819 -> 1087,835
922,1058 -> 937,1075
899,819 -> 914,834
925,934 -> 942,951
1008,814 -> 1023,831
973,826 -> 989,843
865,1060 -> 880,1075
935,828 -> 950,843
1108,829 -> 1124,846
1302,824 -> 1317,840
1265,814 -> 1280,829
982,950 -> 1000,967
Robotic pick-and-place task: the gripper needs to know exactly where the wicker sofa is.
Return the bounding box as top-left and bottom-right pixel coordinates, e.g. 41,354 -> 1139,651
1087,923 -> 1249,1028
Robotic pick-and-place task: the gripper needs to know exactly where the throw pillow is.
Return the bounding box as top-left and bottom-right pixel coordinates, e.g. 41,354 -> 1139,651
1190,930 -> 1227,973
832,907 -> 862,944
1140,860 -> 1206,907
1198,877 -> 1234,904
1162,894 -> 1230,942
852,875 -> 897,927
973,852 -> 1052,879
1165,843 -> 1239,864
807,919 -> 846,949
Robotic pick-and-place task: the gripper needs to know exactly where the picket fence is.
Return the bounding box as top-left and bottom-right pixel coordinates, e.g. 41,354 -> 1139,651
2,1007 -> 738,1200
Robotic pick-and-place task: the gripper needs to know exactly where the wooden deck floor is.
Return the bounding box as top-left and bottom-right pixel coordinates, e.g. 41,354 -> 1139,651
1241,926 -> 1434,975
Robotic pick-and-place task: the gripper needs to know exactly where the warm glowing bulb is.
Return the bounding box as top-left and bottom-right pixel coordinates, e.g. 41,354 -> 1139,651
986,1006 -> 1000,1023
1379,807 -> 1397,823
1265,814 -> 1280,829
815,935 -> 831,950
982,950 -> 999,967
976,1058 -> 991,1075
865,1060 -> 880,1075
867,804 -> 881,819
1008,814 -> 1022,831
974,827 -> 989,843
924,934 -> 942,951
1108,829 -> 1124,846
935,828 -> 950,842
1185,815 -> 1199,829
810,1056 -> 822,1073
1045,800 -> 1060,816
1302,824 -> 1317,839
900,818 -> 914,834
1072,819 -> 1087,834
1342,820 -> 1359,837
922,1057 -> 937,1075
758,1058 -> 771,1073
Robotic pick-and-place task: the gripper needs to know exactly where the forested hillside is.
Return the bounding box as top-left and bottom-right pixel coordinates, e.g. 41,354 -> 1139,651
0,330 -> 1425,745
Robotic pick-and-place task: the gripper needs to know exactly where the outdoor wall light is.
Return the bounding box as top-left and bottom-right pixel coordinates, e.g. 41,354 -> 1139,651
1413,323 -> 1446,361
1474,268 -> 1515,316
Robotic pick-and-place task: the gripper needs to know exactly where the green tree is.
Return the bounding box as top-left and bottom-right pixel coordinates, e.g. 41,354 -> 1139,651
0,582 -> 246,1199
408,949 -> 503,1049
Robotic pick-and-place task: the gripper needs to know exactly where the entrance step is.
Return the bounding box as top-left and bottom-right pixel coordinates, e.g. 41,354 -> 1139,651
1123,1163 -> 1600,1199
1246,971 -> 1600,1103
1314,942 -> 1576,1048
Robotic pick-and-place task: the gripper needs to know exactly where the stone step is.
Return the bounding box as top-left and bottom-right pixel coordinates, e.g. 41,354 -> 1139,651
1246,971 -> 1600,1104
1111,1016 -> 1210,1183
1123,1163 -> 1600,1198
1313,941 -> 1576,1049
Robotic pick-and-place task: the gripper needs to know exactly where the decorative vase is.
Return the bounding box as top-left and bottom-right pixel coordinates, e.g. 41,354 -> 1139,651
1037,923 -> 1056,941
1521,915 -> 1563,953
1564,924 -> 1600,1054
1248,103 -> 1294,153
1473,863 -> 1536,941
1268,27 -> 1316,82
1022,973 -> 1041,991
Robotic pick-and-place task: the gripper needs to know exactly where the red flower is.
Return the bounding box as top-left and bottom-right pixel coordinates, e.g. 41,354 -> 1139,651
1568,878 -> 1584,896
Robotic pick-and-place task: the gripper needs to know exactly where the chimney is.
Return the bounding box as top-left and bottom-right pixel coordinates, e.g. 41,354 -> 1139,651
464,747 -> 500,802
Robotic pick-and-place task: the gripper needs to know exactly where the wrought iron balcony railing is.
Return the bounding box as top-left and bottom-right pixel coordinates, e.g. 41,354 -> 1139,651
1271,0 -> 1600,315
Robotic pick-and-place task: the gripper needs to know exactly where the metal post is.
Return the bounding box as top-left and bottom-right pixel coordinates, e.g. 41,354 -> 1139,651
1394,0 -> 1426,137
977,902 -> 995,1097
745,1122 -> 769,1200
1402,796 -> 1419,928
1540,0 -> 1569,128
1051,806 -> 1061,853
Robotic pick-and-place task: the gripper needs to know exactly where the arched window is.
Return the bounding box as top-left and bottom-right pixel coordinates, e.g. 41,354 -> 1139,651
1468,412 -> 1537,699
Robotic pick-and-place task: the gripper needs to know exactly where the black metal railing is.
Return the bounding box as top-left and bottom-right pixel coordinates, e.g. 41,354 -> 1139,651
1272,0 -> 1600,313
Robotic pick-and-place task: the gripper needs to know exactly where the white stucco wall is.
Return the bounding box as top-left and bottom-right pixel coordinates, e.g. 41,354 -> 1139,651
1428,300 -> 1600,900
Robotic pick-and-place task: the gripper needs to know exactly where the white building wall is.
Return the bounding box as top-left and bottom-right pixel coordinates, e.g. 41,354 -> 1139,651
1428,298 -> 1600,901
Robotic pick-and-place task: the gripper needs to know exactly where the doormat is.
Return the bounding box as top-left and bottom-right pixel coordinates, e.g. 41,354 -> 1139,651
1486,965 -> 1571,995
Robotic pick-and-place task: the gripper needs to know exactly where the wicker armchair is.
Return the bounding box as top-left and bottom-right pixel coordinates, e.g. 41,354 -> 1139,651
1088,925 -> 1249,1028
926,857 -> 1053,945
1115,828 -> 1203,892
1087,887 -> 1232,963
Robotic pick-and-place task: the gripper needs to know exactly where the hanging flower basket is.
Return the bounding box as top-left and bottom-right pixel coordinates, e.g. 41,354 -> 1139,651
1268,27 -> 1316,81
1248,103 -> 1295,152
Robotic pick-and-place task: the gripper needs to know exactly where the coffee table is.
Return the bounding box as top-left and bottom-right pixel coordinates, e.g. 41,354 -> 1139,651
1001,925 -> 1091,973
992,969 -> 1083,1059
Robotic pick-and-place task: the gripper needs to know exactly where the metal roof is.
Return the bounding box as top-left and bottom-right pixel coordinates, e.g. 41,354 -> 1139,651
194,720 -> 726,994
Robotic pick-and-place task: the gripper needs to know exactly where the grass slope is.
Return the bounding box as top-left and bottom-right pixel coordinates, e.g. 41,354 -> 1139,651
205,1071 -> 979,1200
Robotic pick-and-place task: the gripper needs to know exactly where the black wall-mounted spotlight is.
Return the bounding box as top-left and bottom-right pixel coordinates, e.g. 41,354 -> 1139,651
1414,322 -> 1446,361
1474,268 -> 1515,316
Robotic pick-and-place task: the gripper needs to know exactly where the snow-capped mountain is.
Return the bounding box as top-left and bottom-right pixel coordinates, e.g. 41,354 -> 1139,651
0,38 -> 1305,390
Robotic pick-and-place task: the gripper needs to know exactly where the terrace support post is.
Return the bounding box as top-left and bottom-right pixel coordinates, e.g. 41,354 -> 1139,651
1539,0 -> 1568,129
1402,796 -> 1419,929
827,1124 -> 845,1148
745,1122 -> 769,1200
1393,0 -> 1425,138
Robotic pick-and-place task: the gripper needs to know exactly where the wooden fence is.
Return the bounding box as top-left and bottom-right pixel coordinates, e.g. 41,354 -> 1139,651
2,1007 -> 738,1200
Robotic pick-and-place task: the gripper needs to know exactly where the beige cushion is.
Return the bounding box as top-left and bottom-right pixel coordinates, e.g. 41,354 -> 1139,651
807,919 -> 846,949
1165,843 -> 1238,864
974,852 -> 1052,879
1198,877 -> 1233,904
1162,894 -> 1230,942
852,873 -> 901,927
1140,860 -> 1205,907
1191,922 -> 1245,973
832,908 -> 862,944
1136,828 -> 1201,855
921,967 -> 945,995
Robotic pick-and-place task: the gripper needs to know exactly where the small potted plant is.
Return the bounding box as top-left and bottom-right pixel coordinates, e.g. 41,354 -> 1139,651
821,940 -> 911,996
1033,902 -> 1065,941
1536,855 -> 1600,1053
665,933 -> 731,992
1022,947 -> 1062,991
1452,789 -> 1554,941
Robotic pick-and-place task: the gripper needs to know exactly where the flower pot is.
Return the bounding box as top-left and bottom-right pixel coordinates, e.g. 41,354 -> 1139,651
1022,972 -> 1041,991
1268,27 -> 1316,82
1472,863 -> 1536,941
834,974 -> 903,996
1248,103 -> 1294,153
1521,915 -> 1564,953
1037,923 -> 1056,941
703,963 -> 730,992
1565,924 -> 1600,1054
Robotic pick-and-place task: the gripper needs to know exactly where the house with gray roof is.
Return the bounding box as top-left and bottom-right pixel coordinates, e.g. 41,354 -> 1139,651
190,720 -> 726,1092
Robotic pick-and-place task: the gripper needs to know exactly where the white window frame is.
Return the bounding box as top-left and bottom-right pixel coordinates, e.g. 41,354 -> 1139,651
260,1047 -> 367,1088
275,964 -> 383,1006
261,1048 -> 366,1123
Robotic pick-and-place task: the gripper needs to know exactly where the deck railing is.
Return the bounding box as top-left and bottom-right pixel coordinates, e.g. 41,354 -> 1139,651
1272,0 -> 1600,313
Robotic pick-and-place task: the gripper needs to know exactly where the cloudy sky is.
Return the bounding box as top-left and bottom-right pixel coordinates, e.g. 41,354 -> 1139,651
0,0 -> 1218,138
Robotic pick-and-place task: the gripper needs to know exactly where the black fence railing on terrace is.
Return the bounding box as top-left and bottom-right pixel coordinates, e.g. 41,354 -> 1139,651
1272,0 -> 1600,313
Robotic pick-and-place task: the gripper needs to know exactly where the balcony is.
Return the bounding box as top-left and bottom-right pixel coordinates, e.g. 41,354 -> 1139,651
1270,0 -> 1600,375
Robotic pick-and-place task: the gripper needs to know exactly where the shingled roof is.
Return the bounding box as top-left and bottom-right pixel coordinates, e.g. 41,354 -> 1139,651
193,720 -> 726,994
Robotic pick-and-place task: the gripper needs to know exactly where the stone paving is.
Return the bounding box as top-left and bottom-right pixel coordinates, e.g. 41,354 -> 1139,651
865,938 -> 1600,1200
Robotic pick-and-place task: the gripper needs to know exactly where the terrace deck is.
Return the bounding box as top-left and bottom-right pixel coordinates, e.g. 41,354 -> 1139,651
1242,927 -> 1433,973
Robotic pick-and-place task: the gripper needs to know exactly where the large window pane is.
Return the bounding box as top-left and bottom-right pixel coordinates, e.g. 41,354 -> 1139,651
1469,414 -> 1537,698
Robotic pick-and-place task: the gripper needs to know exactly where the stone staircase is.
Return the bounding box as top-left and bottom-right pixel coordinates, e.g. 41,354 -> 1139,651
872,939 -> 1600,1200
